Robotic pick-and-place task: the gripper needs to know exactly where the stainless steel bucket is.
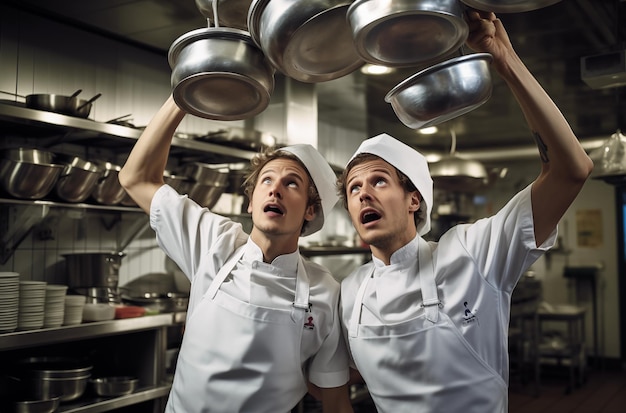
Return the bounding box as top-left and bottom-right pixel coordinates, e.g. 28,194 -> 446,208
63,252 -> 125,288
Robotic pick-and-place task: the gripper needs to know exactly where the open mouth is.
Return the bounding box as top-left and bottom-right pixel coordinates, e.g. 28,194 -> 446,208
264,204 -> 284,215
360,210 -> 381,224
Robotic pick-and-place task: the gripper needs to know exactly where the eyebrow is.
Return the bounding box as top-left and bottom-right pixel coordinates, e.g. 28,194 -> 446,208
347,166 -> 393,186
260,168 -> 307,184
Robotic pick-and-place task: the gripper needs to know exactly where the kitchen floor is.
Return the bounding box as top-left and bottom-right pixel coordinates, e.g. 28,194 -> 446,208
300,368 -> 626,413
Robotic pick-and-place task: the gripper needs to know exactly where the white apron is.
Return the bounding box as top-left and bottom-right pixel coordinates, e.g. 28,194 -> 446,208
166,246 -> 311,413
348,237 -> 507,413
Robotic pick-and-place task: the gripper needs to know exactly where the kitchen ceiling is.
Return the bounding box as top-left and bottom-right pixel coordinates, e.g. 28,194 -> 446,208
8,0 -> 626,156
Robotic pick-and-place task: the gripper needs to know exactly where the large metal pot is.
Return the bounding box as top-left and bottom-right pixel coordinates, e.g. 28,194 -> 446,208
459,0 -> 562,13
168,27 -> 275,120
91,162 -> 126,205
0,149 -> 64,199
385,53 -> 493,129
11,357 -> 92,403
347,0 -> 469,67
198,127 -> 277,150
54,154 -> 103,203
25,92 -> 101,118
63,252 -> 125,289
247,0 -> 363,83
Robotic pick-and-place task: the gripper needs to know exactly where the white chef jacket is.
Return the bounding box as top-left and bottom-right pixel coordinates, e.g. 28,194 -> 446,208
340,185 -> 556,396
150,185 -> 349,387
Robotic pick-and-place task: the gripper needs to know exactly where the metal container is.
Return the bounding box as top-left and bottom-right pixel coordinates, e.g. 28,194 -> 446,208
168,27 -> 275,120
182,163 -> 230,208
347,0 -> 468,66
90,376 -> 138,397
25,93 -> 101,118
247,0 -> 363,82
195,0 -> 252,30
54,155 -> 103,203
12,357 -> 92,403
91,162 -> 126,205
63,252 -> 125,289
385,53 -> 493,129
12,396 -> 61,413
0,156 -> 64,200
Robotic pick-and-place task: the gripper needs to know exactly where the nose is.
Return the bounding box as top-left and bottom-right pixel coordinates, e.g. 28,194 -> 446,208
359,186 -> 372,202
269,181 -> 282,199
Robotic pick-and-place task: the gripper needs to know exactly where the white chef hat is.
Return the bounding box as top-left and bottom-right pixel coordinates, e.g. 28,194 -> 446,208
281,144 -> 338,236
348,133 -> 433,235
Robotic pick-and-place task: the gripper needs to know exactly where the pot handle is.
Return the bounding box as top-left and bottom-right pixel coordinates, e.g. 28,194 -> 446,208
77,93 -> 102,110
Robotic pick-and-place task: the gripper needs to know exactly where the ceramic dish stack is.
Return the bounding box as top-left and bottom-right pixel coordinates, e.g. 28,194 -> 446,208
0,272 -> 20,333
17,281 -> 47,331
63,295 -> 86,325
43,284 -> 68,328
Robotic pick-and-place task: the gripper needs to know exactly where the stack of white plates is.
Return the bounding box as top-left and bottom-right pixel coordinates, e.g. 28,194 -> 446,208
17,281 -> 47,331
43,284 -> 68,328
0,272 -> 20,333
63,295 -> 86,326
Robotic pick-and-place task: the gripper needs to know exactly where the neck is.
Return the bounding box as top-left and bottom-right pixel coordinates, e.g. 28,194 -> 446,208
249,230 -> 299,263
369,231 -> 417,266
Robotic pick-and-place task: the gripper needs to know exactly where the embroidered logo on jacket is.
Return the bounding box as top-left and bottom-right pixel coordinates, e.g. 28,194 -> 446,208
462,301 -> 479,326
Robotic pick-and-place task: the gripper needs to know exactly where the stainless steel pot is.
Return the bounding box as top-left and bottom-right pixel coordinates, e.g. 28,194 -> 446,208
347,0 -> 469,67
11,357 -> 92,403
182,162 -> 230,208
460,0 -> 562,13
63,252 -> 125,289
0,149 -> 64,200
91,162 -> 126,205
25,92 -> 101,118
385,53 -> 493,129
54,154 -> 103,203
168,27 -> 275,120
247,0 -> 363,82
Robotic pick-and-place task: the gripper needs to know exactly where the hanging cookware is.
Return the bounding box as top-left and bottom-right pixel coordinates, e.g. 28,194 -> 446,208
347,0 -> 469,67
459,0 -> 562,13
63,252 -> 125,289
195,0 -> 252,30
247,0 -> 364,83
168,23 -> 275,120
385,52 -> 493,129
429,130 -> 488,192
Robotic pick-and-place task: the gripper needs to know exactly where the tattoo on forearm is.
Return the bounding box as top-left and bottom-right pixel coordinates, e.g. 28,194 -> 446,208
533,131 -> 549,163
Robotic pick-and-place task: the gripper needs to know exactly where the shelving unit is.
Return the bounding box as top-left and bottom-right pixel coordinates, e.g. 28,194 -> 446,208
0,313 -> 183,413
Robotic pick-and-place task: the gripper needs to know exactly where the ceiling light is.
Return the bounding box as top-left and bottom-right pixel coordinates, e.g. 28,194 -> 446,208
361,64 -> 393,75
417,126 -> 438,135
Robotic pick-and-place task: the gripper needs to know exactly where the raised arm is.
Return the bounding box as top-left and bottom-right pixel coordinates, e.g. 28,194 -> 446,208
119,95 -> 186,213
465,10 -> 594,246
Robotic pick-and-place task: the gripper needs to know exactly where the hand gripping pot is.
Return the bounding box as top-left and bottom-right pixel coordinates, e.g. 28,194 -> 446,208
168,27 -> 275,120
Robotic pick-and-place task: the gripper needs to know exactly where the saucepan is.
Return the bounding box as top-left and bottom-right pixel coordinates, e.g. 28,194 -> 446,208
347,0 -> 469,66
459,0 -> 562,13
247,0 -> 363,82
385,52 -> 493,129
168,15 -> 275,120
25,92 -> 102,118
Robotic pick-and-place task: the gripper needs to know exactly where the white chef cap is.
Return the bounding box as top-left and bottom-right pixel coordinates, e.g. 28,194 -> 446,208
348,133 -> 433,235
281,144 -> 338,236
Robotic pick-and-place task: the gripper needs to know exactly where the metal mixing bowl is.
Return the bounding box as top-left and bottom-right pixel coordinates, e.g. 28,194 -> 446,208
12,395 -> 61,413
385,53 -> 493,129
54,155 -> 103,203
90,376 -> 138,397
182,163 -> 230,208
0,157 -> 64,199
91,162 -> 125,205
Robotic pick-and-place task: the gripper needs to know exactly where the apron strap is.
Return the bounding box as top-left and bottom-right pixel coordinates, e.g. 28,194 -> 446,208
349,274 -> 371,338
291,255 -> 311,322
418,237 -> 441,324
207,244 -> 246,299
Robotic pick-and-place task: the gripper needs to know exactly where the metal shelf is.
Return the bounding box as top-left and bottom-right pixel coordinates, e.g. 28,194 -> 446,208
59,385 -> 171,413
0,103 -> 256,161
0,313 -> 173,351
